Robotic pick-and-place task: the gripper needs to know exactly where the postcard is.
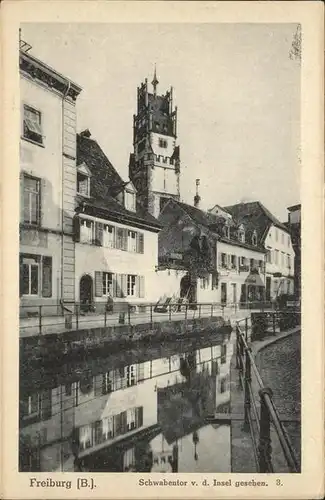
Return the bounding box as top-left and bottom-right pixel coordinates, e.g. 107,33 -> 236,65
1,1 -> 324,499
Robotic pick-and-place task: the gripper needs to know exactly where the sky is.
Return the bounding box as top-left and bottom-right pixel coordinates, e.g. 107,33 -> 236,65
21,23 -> 301,221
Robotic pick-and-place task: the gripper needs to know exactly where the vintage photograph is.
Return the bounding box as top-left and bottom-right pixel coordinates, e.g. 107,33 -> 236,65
19,22 -> 301,474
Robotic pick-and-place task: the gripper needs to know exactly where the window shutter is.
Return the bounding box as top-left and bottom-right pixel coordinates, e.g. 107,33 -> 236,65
137,233 -> 144,254
139,276 -> 145,298
136,406 -> 143,427
121,274 -> 127,298
41,389 -> 52,420
123,229 -> 128,251
112,274 -> 117,298
19,254 -> 24,297
39,179 -> 45,226
20,175 -> 24,223
42,256 -> 52,297
218,253 -> 222,267
95,222 -> 103,246
73,216 -> 80,242
115,274 -> 123,298
95,271 -> 103,297
94,375 -> 103,397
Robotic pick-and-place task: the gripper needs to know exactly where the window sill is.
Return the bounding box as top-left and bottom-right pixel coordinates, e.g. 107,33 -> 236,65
21,136 -> 45,148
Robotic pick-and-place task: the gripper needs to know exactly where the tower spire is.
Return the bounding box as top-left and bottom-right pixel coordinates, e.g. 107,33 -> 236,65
152,64 -> 159,96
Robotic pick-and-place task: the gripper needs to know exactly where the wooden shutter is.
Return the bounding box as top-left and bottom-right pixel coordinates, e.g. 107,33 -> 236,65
136,406 -> 143,427
137,233 -> 144,254
123,229 -> 128,251
95,222 -> 103,246
121,274 -> 127,298
73,216 -> 80,242
121,411 -> 127,434
95,271 -> 103,297
94,375 -> 103,397
42,256 -> 52,297
40,389 -> 52,420
138,276 -> 145,298
115,274 -> 123,298
19,254 -> 24,297
20,175 -> 24,223
218,253 -> 222,267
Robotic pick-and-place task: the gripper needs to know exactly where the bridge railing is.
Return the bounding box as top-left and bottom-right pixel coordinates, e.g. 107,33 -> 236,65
235,313 -> 300,473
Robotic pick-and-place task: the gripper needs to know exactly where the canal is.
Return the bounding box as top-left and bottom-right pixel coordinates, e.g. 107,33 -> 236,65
19,329 -> 234,473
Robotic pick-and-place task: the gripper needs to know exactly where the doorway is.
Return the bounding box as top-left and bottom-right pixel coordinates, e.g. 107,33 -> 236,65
266,277 -> 271,301
221,283 -> 227,305
80,274 -> 93,312
180,274 -> 197,308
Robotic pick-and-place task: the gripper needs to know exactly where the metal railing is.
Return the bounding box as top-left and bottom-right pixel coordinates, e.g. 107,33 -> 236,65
235,314 -> 300,473
20,301 -> 232,337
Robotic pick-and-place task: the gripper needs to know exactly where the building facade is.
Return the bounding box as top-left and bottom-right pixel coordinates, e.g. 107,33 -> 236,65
74,131 -> 161,312
156,199 -> 266,307
286,204 -> 301,298
224,202 -> 295,301
19,45 -> 82,316
129,70 -> 180,219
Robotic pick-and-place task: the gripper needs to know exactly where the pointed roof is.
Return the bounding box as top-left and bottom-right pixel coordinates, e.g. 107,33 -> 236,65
151,64 -> 159,94
224,201 -> 289,244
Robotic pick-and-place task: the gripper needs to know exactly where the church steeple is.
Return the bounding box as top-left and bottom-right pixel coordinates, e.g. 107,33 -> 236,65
151,64 -> 159,96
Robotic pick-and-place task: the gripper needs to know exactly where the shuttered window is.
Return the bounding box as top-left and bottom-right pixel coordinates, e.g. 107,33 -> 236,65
95,271 -> 103,297
22,175 -> 40,225
137,233 -> 144,254
42,256 -> 52,297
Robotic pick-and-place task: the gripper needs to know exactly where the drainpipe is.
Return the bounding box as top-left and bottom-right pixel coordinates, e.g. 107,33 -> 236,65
61,81 -> 71,302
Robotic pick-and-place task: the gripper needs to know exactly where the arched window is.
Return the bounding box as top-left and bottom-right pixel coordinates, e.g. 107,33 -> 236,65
238,224 -> 245,243
252,230 -> 257,246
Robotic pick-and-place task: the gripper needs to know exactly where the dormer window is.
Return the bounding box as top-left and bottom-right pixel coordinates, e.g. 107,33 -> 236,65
238,224 -> 245,243
77,162 -> 91,197
125,190 -> 136,212
223,225 -> 230,239
159,138 -> 168,148
252,230 -> 257,246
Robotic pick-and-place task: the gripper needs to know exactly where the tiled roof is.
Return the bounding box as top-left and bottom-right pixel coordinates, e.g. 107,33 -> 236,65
76,132 -> 161,231
167,200 -> 265,252
224,201 -> 289,244
77,132 -> 125,199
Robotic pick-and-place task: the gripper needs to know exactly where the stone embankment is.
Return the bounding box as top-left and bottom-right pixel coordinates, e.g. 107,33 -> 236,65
20,316 -> 232,365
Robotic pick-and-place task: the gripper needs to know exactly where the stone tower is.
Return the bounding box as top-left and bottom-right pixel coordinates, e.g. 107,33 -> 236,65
129,68 -> 180,218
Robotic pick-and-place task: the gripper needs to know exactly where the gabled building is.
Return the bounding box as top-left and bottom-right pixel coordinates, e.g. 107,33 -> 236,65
223,201 -> 295,300
157,198 -> 266,307
285,204 -> 301,298
129,69 -> 180,219
19,41 -> 82,316
74,130 -> 161,312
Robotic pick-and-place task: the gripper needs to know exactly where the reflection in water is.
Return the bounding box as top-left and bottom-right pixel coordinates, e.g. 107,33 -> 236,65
19,331 -> 234,472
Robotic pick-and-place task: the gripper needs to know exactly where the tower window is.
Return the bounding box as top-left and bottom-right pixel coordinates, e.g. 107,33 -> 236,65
159,138 -> 168,148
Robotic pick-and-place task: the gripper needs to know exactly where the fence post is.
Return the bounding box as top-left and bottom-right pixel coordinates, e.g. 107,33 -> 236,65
76,303 -> 79,331
104,309 -> 107,327
222,304 -> 224,318
273,313 -> 276,335
243,347 -> 252,431
211,303 -> 213,317
39,305 -> 42,335
245,317 -> 248,343
235,326 -> 240,369
150,304 -> 153,328
169,304 -> 172,322
258,388 -> 273,472
128,305 -> 131,325
198,304 -> 201,319
185,303 -> 188,322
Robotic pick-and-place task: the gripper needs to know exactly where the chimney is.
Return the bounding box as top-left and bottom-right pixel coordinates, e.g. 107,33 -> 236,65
80,129 -> 91,138
194,179 -> 201,208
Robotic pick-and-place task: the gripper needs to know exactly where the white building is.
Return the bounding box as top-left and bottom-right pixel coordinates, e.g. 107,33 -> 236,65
19,41 -> 82,316
74,131 -> 161,313
224,201 -> 295,300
